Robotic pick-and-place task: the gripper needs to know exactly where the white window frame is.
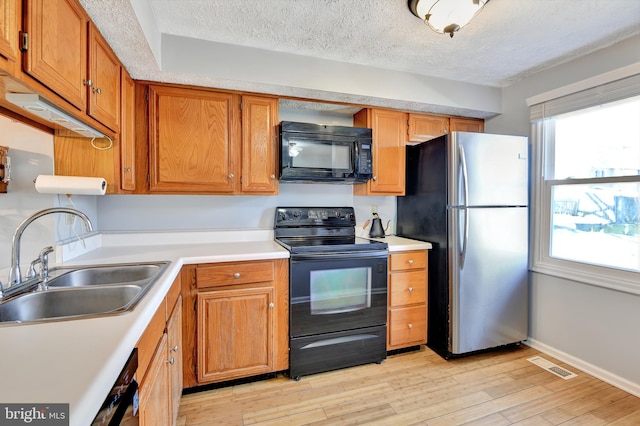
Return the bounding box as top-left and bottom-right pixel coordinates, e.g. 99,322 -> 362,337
529,70 -> 640,296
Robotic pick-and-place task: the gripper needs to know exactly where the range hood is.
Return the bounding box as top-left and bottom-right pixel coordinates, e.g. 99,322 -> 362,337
5,93 -> 105,139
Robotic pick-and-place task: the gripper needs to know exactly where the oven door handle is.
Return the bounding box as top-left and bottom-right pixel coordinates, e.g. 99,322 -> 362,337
291,250 -> 389,261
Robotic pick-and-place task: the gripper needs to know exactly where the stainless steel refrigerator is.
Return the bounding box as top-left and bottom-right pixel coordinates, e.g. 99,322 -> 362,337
396,131 -> 529,358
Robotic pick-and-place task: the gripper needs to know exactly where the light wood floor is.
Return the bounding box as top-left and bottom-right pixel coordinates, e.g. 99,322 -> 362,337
177,345 -> 640,425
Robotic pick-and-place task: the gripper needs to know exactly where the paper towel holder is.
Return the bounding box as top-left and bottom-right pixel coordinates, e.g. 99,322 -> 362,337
33,175 -> 107,196
0,145 -> 10,193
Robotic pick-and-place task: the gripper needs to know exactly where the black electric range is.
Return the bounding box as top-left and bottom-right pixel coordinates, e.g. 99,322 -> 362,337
274,207 -> 388,254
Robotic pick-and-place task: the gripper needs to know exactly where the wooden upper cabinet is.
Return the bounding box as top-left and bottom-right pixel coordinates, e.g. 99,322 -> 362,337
23,0 -> 88,110
87,23 -> 120,132
408,113 -> 449,143
120,68 -> 135,191
354,108 -> 406,196
240,95 -> 278,194
449,117 -> 484,133
148,85 -> 239,193
0,0 -> 20,73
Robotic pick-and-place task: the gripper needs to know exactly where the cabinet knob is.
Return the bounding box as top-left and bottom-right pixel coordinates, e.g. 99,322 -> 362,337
83,79 -> 93,87
408,287 -> 414,293
124,167 -> 131,173
372,176 -> 378,181
270,174 -> 276,179
171,345 -> 179,352
407,323 -> 413,329
228,173 -> 234,179
269,302 -> 274,308
166,357 -> 175,365
408,259 -> 414,265
233,272 -> 241,278
91,87 -> 102,94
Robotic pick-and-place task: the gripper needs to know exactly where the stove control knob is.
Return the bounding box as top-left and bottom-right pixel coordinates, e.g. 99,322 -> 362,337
292,210 -> 301,218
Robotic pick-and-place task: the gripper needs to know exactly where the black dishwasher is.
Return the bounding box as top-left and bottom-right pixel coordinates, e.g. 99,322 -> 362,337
91,348 -> 139,426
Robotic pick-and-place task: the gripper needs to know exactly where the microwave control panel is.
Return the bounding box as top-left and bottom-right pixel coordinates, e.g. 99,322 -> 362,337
356,142 -> 372,175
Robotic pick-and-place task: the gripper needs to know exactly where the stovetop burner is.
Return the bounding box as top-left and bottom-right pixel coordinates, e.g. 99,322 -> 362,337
274,207 -> 388,253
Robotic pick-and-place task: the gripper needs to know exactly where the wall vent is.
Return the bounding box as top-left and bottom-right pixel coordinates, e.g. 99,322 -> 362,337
528,356 -> 578,380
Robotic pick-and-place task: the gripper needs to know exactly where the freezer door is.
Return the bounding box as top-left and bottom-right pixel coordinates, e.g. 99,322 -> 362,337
448,132 -> 529,207
448,206 -> 528,355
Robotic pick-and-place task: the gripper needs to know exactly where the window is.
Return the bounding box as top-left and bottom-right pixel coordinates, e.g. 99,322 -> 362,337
530,74 -> 640,295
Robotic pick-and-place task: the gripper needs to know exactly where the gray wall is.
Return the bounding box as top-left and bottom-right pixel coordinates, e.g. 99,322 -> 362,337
0,116 -> 98,276
485,34 -> 640,393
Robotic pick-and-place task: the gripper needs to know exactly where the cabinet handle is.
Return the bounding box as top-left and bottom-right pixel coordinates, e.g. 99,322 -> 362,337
269,302 -> 274,308
92,87 -> 102,95
83,79 -> 92,87
408,259 -> 414,265
170,345 -> 179,352
233,272 -> 241,278
408,287 -> 414,293
228,173 -> 234,179
166,357 -> 175,365
407,323 -> 413,329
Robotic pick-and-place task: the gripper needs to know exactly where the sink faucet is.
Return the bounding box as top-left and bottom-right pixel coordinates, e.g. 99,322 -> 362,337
7,207 -> 93,287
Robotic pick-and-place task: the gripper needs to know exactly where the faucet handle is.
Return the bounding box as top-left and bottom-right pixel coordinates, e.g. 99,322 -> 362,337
27,258 -> 43,279
39,246 -> 54,279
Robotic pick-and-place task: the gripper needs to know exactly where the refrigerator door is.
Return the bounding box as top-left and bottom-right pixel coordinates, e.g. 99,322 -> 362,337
448,206 -> 528,355
448,132 -> 529,207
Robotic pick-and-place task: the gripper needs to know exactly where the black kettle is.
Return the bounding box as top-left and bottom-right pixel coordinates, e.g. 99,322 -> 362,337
368,213 -> 386,238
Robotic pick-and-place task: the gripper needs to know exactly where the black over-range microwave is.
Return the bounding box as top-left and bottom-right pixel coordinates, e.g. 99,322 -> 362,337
279,121 -> 373,183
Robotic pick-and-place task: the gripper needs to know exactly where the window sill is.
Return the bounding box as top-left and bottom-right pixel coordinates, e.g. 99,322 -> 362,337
530,260 -> 640,296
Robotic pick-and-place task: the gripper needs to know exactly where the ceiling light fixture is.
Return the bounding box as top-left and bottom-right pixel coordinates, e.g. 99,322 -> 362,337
409,0 -> 489,38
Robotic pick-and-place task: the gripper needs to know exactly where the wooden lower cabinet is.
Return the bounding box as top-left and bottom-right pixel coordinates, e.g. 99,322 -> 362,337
139,333 -> 171,426
182,258 -> 289,388
387,250 -> 428,350
197,287 -> 274,382
137,276 -> 182,426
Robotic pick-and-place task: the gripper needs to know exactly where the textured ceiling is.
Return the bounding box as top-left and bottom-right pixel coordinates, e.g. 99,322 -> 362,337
79,0 -> 640,114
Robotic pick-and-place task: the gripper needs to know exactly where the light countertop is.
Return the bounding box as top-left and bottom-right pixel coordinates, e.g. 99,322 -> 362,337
0,230 -> 430,426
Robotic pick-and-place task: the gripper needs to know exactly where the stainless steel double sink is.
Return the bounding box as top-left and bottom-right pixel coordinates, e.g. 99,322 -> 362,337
0,262 -> 170,325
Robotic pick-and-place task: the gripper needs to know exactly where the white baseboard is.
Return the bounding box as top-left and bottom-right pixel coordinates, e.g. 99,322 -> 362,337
525,338 -> 640,398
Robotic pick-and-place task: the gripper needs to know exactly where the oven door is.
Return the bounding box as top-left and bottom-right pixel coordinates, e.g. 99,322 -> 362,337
289,250 -> 388,338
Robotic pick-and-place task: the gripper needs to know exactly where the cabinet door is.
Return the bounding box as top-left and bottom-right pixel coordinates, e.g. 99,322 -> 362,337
354,108 -> 406,195
87,23 -> 120,131
120,68 -> 135,191
450,117 -> 484,133
408,113 -> 449,142
240,95 -> 278,194
148,85 -> 239,193
197,287 -> 274,383
0,0 -> 20,73
23,0 -> 87,110
139,333 -> 171,426
167,298 -> 182,426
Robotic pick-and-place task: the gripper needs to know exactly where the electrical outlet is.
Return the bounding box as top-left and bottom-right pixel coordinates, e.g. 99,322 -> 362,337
369,205 -> 378,216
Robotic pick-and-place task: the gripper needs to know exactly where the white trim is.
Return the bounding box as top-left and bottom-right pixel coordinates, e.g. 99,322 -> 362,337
526,62 -> 640,106
525,338 -> 640,398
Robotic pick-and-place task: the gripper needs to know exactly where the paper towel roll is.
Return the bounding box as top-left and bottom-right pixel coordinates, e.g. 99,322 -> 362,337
35,175 -> 107,195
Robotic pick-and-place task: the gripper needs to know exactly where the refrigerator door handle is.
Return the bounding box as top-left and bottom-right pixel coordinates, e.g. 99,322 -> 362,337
459,144 -> 469,269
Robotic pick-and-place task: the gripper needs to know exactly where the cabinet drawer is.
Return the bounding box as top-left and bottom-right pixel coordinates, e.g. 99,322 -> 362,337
196,261 -> 274,288
388,305 -> 427,347
389,270 -> 427,307
390,251 -> 427,271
